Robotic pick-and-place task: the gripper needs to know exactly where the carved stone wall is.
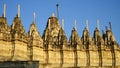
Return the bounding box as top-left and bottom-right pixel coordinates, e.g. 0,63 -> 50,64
0,15 -> 120,68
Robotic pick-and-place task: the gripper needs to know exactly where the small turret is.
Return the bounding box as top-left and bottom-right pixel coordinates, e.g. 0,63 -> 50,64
106,29 -> 115,44
103,22 -> 116,47
82,28 -> 91,45
0,15 -> 10,41
81,19 -> 91,45
93,28 -> 102,45
0,17 -> 9,32
69,28 -> 81,49
28,22 -> 43,48
58,27 -> 68,49
93,20 -> 103,45
11,14 -> 27,41
42,13 -> 61,49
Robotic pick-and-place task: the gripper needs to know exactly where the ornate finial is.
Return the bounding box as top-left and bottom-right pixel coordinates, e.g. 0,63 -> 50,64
52,13 -> 55,17
105,26 -> 108,30
97,19 -> 100,31
48,19 -> 51,29
56,4 -> 59,19
74,19 -> 77,30
62,19 -> 64,30
86,19 -> 89,30
33,12 -> 36,24
4,3 -> 6,18
109,22 -> 112,31
102,29 -> 104,34
18,4 -> 20,17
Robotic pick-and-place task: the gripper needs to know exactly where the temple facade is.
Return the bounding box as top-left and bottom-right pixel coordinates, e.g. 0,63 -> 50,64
0,4 -> 120,68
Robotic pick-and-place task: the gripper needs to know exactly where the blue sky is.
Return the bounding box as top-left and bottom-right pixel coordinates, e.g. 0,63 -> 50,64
0,0 -> 120,44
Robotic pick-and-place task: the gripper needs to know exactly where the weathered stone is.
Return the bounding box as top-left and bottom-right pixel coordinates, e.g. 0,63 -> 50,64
0,14 -> 120,68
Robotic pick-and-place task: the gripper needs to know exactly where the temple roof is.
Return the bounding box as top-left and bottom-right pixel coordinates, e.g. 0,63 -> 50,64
11,15 -> 26,34
0,17 -> 9,32
69,28 -> 81,46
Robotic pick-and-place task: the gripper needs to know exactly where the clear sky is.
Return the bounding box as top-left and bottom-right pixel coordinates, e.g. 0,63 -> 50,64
0,0 -> 120,44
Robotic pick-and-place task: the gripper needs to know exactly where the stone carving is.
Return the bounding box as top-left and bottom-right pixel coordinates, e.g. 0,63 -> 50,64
0,13 -> 120,68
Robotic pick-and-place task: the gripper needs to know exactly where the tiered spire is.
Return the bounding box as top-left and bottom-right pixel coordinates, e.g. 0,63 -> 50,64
69,27 -> 81,49
0,3 -> 119,50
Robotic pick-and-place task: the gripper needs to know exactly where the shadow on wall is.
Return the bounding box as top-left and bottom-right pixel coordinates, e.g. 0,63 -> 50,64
0,61 -> 39,68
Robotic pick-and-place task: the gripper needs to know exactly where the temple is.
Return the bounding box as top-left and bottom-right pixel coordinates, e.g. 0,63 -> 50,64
0,4 -> 120,68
